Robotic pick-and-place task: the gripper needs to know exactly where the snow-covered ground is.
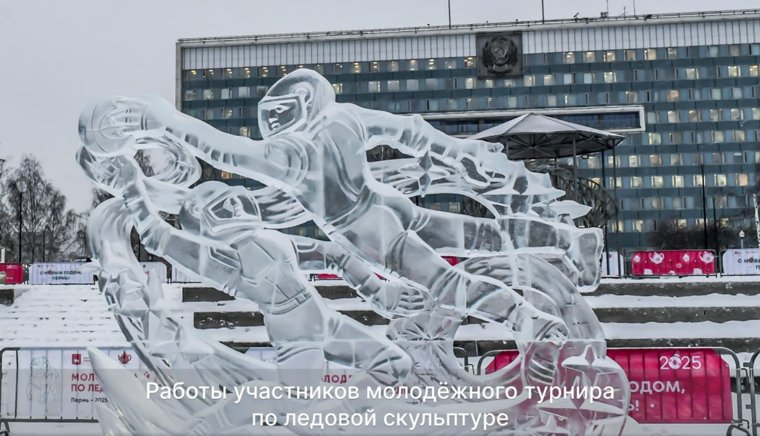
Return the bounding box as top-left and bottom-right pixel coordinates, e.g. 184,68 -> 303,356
2,277 -> 759,435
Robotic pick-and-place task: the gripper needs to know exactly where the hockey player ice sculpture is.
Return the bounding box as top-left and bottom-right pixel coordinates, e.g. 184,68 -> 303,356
79,69 -> 629,434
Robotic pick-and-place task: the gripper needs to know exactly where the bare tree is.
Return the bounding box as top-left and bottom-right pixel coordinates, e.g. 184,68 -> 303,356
2,156 -> 78,263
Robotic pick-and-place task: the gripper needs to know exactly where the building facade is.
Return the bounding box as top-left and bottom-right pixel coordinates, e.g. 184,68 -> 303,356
176,9 -> 760,254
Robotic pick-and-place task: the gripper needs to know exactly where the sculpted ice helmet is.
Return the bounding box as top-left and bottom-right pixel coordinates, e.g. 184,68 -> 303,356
257,69 -> 335,137
179,181 -> 261,237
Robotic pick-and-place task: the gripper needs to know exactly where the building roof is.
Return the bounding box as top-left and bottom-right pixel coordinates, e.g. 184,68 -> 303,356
177,8 -> 760,47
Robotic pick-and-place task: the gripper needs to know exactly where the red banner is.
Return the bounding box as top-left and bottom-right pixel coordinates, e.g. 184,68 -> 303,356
486,347 -> 733,424
630,250 -> 716,276
0,263 -> 24,284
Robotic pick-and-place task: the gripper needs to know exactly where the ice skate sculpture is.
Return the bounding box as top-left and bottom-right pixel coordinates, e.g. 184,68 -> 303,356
79,69 -> 629,435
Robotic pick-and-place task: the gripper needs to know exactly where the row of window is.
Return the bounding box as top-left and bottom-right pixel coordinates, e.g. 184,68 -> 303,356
184,44 -> 760,83
582,151 -> 759,170
591,172 -> 751,189
525,64 -> 760,87
614,216 -> 741,234
184,65 -> 760,103
643,128 -> 760,145
648,107 -> 760,124
550,44 -> 760,65
620,194 -> 750,212
185,57 -> 480,81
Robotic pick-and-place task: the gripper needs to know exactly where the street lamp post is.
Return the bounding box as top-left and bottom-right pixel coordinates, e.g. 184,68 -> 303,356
14,182 -> 24,263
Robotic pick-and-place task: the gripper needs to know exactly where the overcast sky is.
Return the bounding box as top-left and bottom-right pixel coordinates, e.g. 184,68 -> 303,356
0,0 -> 757,211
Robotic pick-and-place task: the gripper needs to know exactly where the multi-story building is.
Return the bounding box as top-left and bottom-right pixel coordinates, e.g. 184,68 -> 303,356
176,9 -> 760,254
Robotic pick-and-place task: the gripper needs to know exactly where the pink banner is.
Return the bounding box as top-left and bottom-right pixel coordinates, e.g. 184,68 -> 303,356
0,263 -> 24,284
630,250 -> 716,276
486,347 -> 733,424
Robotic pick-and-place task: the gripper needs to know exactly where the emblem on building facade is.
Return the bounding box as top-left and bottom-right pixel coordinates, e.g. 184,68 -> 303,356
477,33 -> 523,78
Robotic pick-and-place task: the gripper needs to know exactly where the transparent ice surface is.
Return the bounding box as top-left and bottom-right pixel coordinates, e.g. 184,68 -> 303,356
79,69 -> 629,434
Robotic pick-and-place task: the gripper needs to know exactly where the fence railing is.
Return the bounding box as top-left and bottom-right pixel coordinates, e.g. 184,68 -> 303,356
3,345 -> 760,435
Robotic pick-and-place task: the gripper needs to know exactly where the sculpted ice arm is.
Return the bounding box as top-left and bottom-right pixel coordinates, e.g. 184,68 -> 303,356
83,97 -> 307,187
292,236 -> 427,315
120,180 -> 242,296
358,106 -> 502,159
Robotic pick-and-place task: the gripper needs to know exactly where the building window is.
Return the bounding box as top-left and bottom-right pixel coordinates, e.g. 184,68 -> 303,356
427,58 -> 437,70
242,67 -> 252,78
220,88 -> 231,100
332,64 -> 342,74
563,52 -> 575,63
685,67 -> 699,79
389,60 -> 400,72
624,49 -> 637,61
644,48 -> 657,60
584,51 -> 596,62
202,89 -> 214,100
730,108 -> 742,121
667,110 -> 679,123
730,45 -> 742,56
628,155 -> 639,167
483,79 -> 494,88
465,77 -> 475,89
666,90 -> 680,102
445,59 -> 457,69
524,75 -> 535,86
368,81 -> 381,93
603,51 -> 616,62
737,173 -> 749,186
256,86 -> 268,98
750,65 -> 759,77
543,74 -> 555,85
238,86 -> 250,98
352,62 -> 362,73
408,60 -> 418,71
673,175 -> 684,187
649,155 -> 662,166
753,108 -> 760,120
546,95 -> 557,106
239,127 -> 250,137
688,110 -> 699,122
464,57 -> 475,68
708,46 -> 719,57
648,133 -> 662,145
631,176 -> 643,187
712,131 -> 724,143
715,174 -> 727,186
387,80 -> 400,92
728,65 -> 740,78
733,130 -> 746,142
370,61 -> 380,72
709,109 -> 719,121
332,83 -> 344,94
634,220 -> 644,232
406,79 -> 419,91
732,87 -> 743,99
184,90 -> 197,101
652,176 -> 664,188
625,91 -> 637,103
667,47 -> 678,59
563,73 -> 574,84
583,73 -> 593,84
603,71 -> 616,83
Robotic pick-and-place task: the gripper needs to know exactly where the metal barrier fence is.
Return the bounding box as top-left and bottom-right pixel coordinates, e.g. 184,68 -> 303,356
2,345 -> 760,435
477,346 -> 752,436
0,346 -> 143,435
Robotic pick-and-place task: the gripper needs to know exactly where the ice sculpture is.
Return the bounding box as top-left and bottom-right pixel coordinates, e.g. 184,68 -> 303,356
78,69 -> 629,435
